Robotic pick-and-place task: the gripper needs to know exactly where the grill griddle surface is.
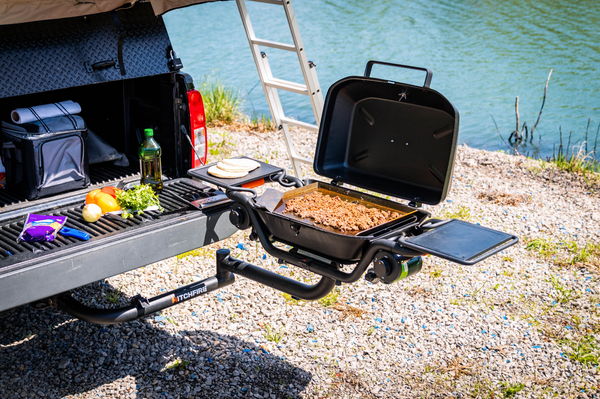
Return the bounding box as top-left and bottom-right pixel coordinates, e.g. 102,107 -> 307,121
188,157 -> 284,188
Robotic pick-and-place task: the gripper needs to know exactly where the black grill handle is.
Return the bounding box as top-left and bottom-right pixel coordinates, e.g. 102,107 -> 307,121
92,60 -> 117,70
364,60 -> 433,88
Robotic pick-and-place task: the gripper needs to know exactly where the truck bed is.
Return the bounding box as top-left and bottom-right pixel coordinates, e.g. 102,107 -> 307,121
0,177 -> 237,312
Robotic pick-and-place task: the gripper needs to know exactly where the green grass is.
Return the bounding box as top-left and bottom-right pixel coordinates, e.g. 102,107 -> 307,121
281,292 -> 305,306
526,238 -> 557,259
103,284 -> 123,304
567,241 -> 600,266
553,146 -> 600,175
263,323 -> 285,344
546,273 -> 576,304
248,112 -> 275,132
165,358 -> 190,370
200,75 -> 242,125
525,237 -> 600,267
176,247 -> 209,261
208,130 -> 234,158
430,268 -> 443,278
499,381 -> 524,398
558,335 -> 600,367
443,205 -> 471,221
318,288 -> 340,307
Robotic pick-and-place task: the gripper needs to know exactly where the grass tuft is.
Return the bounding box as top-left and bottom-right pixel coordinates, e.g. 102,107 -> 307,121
281,292 -> 305,306
165,358 -> 190,371
545,273 -> 576,304
558,335 -> 600,367
443,205 -> 471,221
553,144 -> 600,175
525,237 -> 600,267
103,284 -> 123,305
318,288 -> 340,307
176,247 -> 209,261
430,268 -> 443,278
499,381 -> 524,398
526,238 -> 558,259
200,75 -> 241,125
208,130 -> 234,160
263,323 -> 285,344
247,112 -> 275,133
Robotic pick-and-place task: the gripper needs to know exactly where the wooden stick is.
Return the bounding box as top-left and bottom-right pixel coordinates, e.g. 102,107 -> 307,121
594,122 -> 599,159
515,96 -> 520,141
559,126 -> 563,157
491,114 -> 518,155
531,69 -> 553,137
585,118 -> 591,154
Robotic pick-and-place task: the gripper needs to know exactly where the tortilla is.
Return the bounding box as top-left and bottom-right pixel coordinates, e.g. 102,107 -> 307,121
207,165 -> 248,179
221,158 -> 260,171
216,161 -> 253,173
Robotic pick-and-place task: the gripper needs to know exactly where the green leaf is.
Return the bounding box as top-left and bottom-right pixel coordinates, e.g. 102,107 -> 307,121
115,184 -> 163,219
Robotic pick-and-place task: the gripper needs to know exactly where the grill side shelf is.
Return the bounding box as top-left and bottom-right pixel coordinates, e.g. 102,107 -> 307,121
398,219 -> 519,265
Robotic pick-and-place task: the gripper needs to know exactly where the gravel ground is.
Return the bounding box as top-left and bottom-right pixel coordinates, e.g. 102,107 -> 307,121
2,125 -> 600,398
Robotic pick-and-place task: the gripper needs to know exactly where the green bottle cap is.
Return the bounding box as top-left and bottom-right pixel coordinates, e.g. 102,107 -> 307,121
144,128 -> 154,138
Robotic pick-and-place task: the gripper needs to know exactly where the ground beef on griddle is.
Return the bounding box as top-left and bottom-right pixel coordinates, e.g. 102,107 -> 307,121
283,191 -> 401,231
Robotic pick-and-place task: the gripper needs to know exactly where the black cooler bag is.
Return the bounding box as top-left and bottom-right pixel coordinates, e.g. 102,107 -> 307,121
1,115 -> 89,199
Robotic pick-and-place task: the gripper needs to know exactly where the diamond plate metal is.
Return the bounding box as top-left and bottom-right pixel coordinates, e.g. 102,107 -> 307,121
0,3 -> 173,99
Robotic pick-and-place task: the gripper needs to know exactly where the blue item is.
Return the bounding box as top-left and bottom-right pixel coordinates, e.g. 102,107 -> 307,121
60,227 -> 90,241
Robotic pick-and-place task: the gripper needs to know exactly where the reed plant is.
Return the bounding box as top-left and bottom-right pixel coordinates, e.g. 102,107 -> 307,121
199,75 -> 242,125
553,143 -> 600,175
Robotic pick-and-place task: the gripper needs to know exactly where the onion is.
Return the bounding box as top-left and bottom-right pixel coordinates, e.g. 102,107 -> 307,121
82,203 -> 102,223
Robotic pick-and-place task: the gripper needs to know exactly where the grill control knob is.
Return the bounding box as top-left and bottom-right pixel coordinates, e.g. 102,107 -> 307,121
229,204 -> 250,230
374,258 -> 391,277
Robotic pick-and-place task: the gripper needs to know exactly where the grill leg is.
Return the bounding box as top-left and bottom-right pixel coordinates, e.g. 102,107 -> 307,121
217,248 -> 336,301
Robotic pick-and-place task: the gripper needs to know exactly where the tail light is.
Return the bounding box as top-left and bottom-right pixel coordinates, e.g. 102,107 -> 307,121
187,89 -> 207,167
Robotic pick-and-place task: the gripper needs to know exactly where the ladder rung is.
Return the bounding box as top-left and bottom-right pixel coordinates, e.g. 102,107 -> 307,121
248,0 -> 283,4
251,38 -> 296,51
280,116 -> 318,132
264,78 -> 307,95
291,156 -> 313,165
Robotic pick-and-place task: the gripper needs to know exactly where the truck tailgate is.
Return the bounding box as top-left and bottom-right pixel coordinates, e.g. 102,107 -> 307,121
0,178 -> 236,312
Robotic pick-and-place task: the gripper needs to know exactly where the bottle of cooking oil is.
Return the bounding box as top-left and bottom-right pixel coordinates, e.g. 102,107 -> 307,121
139,128 -> 163,191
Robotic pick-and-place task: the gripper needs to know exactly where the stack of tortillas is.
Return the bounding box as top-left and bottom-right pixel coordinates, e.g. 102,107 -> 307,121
207,158 -> 261,179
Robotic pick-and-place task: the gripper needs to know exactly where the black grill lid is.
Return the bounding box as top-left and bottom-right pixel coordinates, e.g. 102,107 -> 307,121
314,61 -> 459,206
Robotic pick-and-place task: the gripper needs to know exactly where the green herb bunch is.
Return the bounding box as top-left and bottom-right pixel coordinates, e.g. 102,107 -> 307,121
115,184 -> 163,219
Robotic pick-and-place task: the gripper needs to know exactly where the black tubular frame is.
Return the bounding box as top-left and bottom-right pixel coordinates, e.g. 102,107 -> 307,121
57,255 -> 235,325
218,249 -> 336,301
57,179 -> 425,325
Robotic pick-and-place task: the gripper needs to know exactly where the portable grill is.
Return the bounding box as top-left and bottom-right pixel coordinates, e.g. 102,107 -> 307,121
57,61 -> 518,324
188,61 -> 518,294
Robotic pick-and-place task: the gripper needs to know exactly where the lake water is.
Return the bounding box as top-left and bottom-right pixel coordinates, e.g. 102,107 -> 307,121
164,0 -> 600,159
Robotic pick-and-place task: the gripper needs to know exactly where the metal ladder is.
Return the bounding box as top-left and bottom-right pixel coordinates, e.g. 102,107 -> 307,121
236,0 -> 324,178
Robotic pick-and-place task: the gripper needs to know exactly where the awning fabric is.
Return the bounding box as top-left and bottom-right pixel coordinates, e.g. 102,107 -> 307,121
0,0 -> 218,26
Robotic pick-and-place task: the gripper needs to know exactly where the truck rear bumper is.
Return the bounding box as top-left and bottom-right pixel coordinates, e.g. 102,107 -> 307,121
0,179 -> 237,312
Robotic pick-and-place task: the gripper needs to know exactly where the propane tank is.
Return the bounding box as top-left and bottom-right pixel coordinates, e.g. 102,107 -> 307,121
366,251 -> 422,284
